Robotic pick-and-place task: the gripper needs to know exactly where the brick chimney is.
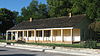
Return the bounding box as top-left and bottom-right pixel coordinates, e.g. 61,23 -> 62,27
29,18 -> 32,22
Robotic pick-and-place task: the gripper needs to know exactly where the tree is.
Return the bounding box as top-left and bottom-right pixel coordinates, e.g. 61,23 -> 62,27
47,0 -> 72,17
21,7 -> 30,20
20,0 -> 48,22
0,8 -> 18,38
38,4 -> 48,18
83,0 -> 100,41
16,16 -> 24,23
71,0 -> 100,21
84,0 -> 100,21
71,0 -> 86,15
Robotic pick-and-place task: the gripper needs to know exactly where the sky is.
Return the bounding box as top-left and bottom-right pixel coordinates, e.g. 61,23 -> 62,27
0,0 -> 47,14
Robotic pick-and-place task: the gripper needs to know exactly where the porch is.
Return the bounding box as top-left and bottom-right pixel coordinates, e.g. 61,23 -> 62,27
6,28 -> 80,44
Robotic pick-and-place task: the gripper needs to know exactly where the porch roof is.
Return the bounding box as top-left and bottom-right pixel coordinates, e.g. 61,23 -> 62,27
9,14 -> 86,30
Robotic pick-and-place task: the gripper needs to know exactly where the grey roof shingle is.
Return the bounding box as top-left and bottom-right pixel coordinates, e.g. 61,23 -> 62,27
9,14 -> 86,30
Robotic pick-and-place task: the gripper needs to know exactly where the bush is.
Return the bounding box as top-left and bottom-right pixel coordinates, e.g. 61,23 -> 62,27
16,40 -> 25,43
82,40 -> 97,49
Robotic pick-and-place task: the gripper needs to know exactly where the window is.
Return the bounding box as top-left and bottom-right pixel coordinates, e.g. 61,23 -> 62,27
24,31 -> 27,37
73,29 -> 80,36
44,30 -> 50,37
28,31 -> 32,37
63,29 -> 71,36
53,30 -> 61,36
36,30 -> 42,37
18,31 -> 22,37
31,31 -> 34,37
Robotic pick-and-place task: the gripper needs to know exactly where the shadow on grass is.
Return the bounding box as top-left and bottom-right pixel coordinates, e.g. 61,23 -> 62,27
96,46 -> 100,49
0,54 -> 36,56
0,50 -> 8,51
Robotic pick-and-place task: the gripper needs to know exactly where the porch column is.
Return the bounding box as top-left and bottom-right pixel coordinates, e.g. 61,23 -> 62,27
16,31 -> 18,40
31,31 -> 34,37
71,29 -> 73,44
11,32 -> 13,40
22,31 -> 24,40
42,30 -> 44,41
51,29 -> 53,42
34,30 -> 36,42
27,30 -> 29,42
6,31 -> 8,41
61,29 -> 64,42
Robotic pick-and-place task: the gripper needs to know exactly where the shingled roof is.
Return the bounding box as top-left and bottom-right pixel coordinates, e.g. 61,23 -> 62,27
9,14 -> 86,30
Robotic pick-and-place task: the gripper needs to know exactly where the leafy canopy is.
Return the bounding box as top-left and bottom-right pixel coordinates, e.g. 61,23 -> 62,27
17,0 -> 48,23
0,8 -> 18,33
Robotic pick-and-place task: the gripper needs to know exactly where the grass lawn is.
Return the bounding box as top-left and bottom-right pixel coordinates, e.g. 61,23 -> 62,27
0,39 -> 6,42
0,40 -> 82,48
0,39 -> 99,49
23,42 -> 83,48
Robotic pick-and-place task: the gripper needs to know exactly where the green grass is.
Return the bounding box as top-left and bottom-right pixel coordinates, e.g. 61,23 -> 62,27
0,39 -> 99,49
25,42 -> 83,48
0,39 -> 6,42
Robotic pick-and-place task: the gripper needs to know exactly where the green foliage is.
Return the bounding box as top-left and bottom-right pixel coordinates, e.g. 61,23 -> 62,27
16,0 -> 49,23
46,0 -> 100,21
97,43 -> 100,46
0,8 -> 18,33
16,16 -> 24,23
25,43 -> 82,48
16,40 -> 25,43
84,0 -> 100,21
38,4 -> 48,18
0,39 -> 6,42
47,0 -> 72,17
71,0 -> 100,21
71,0 -> 86,15
86,3 -> 96,20
82,40 -> 97,49
89,21 -> 100,33
16,0 -> 100,23
0,39 -> 99,49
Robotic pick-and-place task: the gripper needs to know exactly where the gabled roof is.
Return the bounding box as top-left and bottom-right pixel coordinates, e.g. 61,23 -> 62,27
9,14 -> 86,30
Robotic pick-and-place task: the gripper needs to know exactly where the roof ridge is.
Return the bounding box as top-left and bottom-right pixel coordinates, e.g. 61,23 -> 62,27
32,14 -> 86,21
32,16 -> 69,21
20,14 -> 86,22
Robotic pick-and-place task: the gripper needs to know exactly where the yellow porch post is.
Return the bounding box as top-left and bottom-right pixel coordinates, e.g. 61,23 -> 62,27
22,31 -> 24,40
71,29 -> 73,44
6,31 -> 8,41
61,29 -> 64,42
11,31 -> 13,40
51,29 -> 53,42
42,30 -> 44,41
34,30 -> 36,42
16,31 -> 18,40
26,30 -> 29,42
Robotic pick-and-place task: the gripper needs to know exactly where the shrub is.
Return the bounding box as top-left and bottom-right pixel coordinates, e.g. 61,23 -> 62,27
82,40 -> 97,49
16,40 -> 25,43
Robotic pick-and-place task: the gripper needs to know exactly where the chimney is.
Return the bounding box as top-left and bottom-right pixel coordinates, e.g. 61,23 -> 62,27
69,13 -> 72,18
29,18 -> 32,22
